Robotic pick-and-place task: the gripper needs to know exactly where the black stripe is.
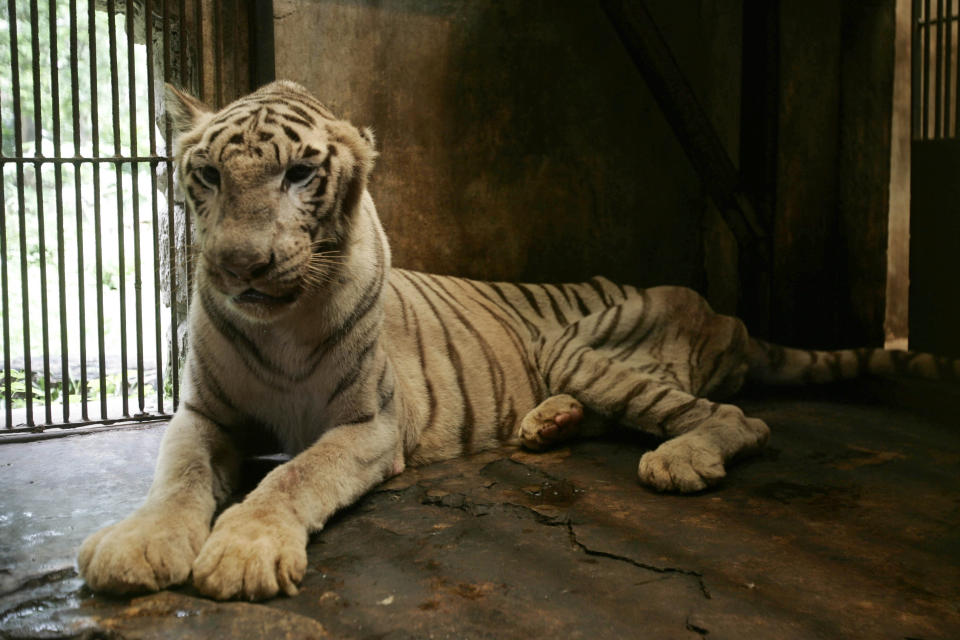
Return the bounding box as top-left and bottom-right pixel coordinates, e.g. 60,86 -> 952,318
515,283 -> 545,317
587,278 -> 611,305
409,294 -> 438,435
542,321 -> 581,376
190,342 -> 241,417
455,278 -> 545,404
554,344 -> 592,391
183,401 -> 221,425
487,282 -> 541,341
326,333 -> 378,406
578,356 -> 615,394
570,287 -> 592,317
657,397 -> 702,426
275,92 -> 336,121
280,114 -> 312,129
400,271 -> 476,454
305,223 -> 386,373
631,386 -> 673,424
376,361 -> 396,411
388,279 -> 410,330
284,103 -> 317,126
421,273 -> 507,434
205,125 -> 229,146
690,335 -> 726,393
281,124 -> 301,143
341,413 -> 375,427
199,288 -> 291,388
611,378 -> 651,422
592,303 -> 624,348
542,284 -> 570,325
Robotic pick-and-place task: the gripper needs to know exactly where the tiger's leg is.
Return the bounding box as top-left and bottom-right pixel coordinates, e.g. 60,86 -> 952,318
77,407 -> 240,593
542,345 -> 769,492
518,394 -> 611,450
191,412 -> 401,600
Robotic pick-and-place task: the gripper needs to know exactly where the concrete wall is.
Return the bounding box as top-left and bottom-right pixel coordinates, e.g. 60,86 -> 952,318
272,0 -> 897,346
273,0 -> 743,304
771,0 -> 894,348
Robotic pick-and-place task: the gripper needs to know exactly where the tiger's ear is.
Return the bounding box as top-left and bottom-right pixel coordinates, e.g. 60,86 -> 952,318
164,83 -> 212,139
359,126 -> 376,152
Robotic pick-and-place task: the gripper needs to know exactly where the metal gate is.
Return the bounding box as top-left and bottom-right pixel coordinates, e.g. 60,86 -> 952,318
911,0 -> 960,356
1,0 -> 272,436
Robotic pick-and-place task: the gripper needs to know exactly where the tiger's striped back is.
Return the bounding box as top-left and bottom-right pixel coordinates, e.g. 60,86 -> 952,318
382,273 -> 634,463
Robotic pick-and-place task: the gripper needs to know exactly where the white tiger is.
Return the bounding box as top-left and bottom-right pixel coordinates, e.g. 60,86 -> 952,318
77,81 -> 958,601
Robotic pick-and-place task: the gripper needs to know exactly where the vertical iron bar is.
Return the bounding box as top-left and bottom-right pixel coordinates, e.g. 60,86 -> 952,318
233,0 -> 241,100
126,0 -> 145,414
0,104 -> 11,428
163,0 -> 180,407
935,0 -> 944,137
107,0 -> 130,417
145,0 -> 165,414
946,0 -> 953,135
180,0 -> 192,299
924,0 -> 932,138
913,0 -> 923,138
178,0 -> 187,86
8,0 -> 34,427
214,0 -> 223,107
956,8 -> 960,136
29,0 -> 53,425
89,0 -> 108,419
194,0 -> 203,100
49,0 -> 70,422
69,0 -> 88,419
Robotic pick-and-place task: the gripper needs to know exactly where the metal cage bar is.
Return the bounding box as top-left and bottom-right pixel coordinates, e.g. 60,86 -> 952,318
1,0 -> 269,435
914,0 -> 960,139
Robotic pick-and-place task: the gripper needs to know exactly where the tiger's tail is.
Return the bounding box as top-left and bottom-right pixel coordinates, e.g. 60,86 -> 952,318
745,338 -> 960,386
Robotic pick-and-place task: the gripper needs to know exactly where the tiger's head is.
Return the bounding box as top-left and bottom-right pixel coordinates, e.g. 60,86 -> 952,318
165,80 -> 377,321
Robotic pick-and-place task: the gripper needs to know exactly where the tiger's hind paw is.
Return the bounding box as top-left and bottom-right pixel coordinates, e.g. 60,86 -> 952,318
519,394 -> 584,451
637,437 -> 727,493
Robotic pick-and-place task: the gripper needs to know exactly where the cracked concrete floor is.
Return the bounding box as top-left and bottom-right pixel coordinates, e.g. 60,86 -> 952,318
1,380 -> 958,639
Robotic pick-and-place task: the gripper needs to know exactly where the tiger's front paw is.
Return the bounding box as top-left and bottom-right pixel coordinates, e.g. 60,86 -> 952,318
77,508 -> 208,594
519,394 -> 584,450
638,437 -> 726,493
192,502 -> 307,601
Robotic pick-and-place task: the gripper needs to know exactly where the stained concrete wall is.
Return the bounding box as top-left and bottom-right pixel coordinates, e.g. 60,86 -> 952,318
271,0 -> 897,346
273,0 -> 743,303
771,0 -> 894,348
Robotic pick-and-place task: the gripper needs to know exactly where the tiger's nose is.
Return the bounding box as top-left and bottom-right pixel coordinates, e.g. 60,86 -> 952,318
218,249 -> 275,281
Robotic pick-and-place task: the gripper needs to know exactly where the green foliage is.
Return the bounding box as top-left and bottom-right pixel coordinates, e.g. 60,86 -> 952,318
2,367 -> 157,409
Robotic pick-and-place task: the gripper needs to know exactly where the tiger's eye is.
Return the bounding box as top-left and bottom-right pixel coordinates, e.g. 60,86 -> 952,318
285,164 -> 315,184
199,165 -> 220,188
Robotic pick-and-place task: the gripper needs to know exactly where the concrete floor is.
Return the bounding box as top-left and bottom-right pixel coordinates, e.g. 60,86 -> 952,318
1,380 -> 958,639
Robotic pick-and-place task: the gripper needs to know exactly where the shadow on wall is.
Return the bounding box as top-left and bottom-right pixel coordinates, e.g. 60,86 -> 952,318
273,0 -> 744,304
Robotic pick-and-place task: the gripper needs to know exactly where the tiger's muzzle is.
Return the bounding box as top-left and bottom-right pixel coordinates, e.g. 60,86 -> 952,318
206,241 -> 304,318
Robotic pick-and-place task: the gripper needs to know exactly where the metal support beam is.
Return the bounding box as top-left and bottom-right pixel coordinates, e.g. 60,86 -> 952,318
249,0 -> 276,89
600,0 -> 768,250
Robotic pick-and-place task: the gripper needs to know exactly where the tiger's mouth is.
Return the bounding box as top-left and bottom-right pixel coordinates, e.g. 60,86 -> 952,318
233,288 -> 299,308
